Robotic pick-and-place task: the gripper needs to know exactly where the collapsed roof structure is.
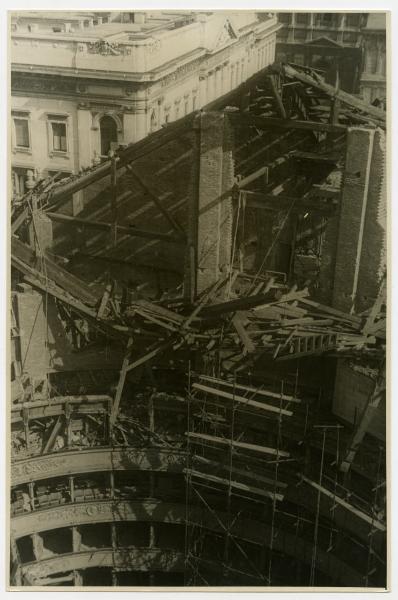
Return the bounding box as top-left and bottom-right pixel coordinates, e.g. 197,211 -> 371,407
10,62 -> 387,588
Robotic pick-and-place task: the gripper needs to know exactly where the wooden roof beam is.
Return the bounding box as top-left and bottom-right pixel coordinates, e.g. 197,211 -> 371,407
226,112 -> 347,133
46,212 -> 185,245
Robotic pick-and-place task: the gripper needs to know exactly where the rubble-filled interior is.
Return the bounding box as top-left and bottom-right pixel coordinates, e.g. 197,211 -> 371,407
10,63 -> 386,587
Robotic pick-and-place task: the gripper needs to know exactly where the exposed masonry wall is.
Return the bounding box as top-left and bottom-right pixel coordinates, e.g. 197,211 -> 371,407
196,112 -> 234,293
15,287 -> 124,376
356,128 -> 386,312
16,286 -> 49,378
332,127 -> 386,313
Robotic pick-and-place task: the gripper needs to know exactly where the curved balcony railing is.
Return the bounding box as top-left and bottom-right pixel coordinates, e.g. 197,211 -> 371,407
12,499 -> 365,586
20,547 -> 184,586
11,447 -> 186,486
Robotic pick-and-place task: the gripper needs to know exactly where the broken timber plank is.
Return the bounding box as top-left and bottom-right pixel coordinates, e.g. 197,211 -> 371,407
232,312 -> 256,354
267,74 -> 287,119
284,64 -> 386,124
110,337 -> 134,426
42,416 -> 63,454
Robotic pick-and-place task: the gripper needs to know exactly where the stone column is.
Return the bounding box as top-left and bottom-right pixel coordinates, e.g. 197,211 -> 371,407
77,105 -> 93,169
124,105 -> 147,144
288,13 -> 296,42
31,533 -> 44,561
72,526 -> 81,552
307,13 -> 314,41
223,62 -> 230,94
216,66 -> 222,98
135,107 -> 148,141
123,108 -> 136,145
199,73 -> 207,107
338,14 -> 346,43
207,70 -> 215,102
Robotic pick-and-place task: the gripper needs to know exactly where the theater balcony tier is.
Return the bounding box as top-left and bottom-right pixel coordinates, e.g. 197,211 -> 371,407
11,497 -> 378,587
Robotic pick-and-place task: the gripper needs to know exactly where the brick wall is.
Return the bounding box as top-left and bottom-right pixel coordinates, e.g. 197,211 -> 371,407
332,127 -> 386,313
195,112 -> 234,293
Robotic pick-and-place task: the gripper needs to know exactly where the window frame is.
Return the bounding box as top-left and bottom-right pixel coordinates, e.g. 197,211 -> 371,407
12,112 -> 31,152
47,114 -> 69,157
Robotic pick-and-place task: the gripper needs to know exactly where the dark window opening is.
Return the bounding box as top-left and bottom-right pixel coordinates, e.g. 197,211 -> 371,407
16,536 -> 35,564
14,118 -> 30,148
100,115 -> 118,156
51,122 -> 67,152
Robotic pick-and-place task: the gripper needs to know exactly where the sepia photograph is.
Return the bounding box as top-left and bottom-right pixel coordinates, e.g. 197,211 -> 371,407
8,8 -> 388,590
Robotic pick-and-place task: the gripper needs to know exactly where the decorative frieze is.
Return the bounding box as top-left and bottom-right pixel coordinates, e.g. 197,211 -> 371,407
21,548 -> 184,583
11,448 -> 185,485
11,499 -> 186,538
160,57 -> 202,88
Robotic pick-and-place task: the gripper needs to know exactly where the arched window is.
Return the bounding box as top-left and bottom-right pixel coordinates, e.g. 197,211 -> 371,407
150,110 -> 158,133
100,115 -> 118,156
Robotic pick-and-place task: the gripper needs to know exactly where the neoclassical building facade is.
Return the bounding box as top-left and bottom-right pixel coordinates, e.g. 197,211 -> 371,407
10,11 -> 280,201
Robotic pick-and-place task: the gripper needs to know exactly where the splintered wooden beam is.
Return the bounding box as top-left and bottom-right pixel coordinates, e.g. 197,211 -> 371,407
42,416 -> 62,454
301,475 -> 386,531
187,431 -> 290,457
184,468 -> 284,501
267,74 -> 287,119
110,337 -> 134,426
284,64 -> 386,124
232,312 -> 256,354
46,212 -> 184,244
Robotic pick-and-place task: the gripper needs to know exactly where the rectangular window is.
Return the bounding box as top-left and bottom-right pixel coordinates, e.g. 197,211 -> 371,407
12,167 -> 28,200
14,117 -> 30,148
296,13 -> 309,25
51,122 -> 67,152
192,96 -> 197,110
47,115 -> 69,155
346,14 -> 360,28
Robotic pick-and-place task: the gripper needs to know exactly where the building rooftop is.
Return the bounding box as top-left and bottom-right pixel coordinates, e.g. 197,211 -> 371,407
364,13 -> 387,31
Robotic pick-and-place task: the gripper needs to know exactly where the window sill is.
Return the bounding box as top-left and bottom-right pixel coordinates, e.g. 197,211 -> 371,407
49,151 -> 69,159
13,147 -> 32,155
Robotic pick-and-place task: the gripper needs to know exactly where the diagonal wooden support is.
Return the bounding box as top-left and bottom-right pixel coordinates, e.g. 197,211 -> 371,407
110,337 -> 134,426
126,166 -> 186,237
340,364 -> 386,474
301,474 -> 386,531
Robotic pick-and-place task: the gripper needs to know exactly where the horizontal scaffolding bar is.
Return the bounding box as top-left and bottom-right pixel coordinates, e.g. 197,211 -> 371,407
186,431 -> 290,457
192,383 -> 292,416
184,468 -> 284,501
198,375 -> 301,403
